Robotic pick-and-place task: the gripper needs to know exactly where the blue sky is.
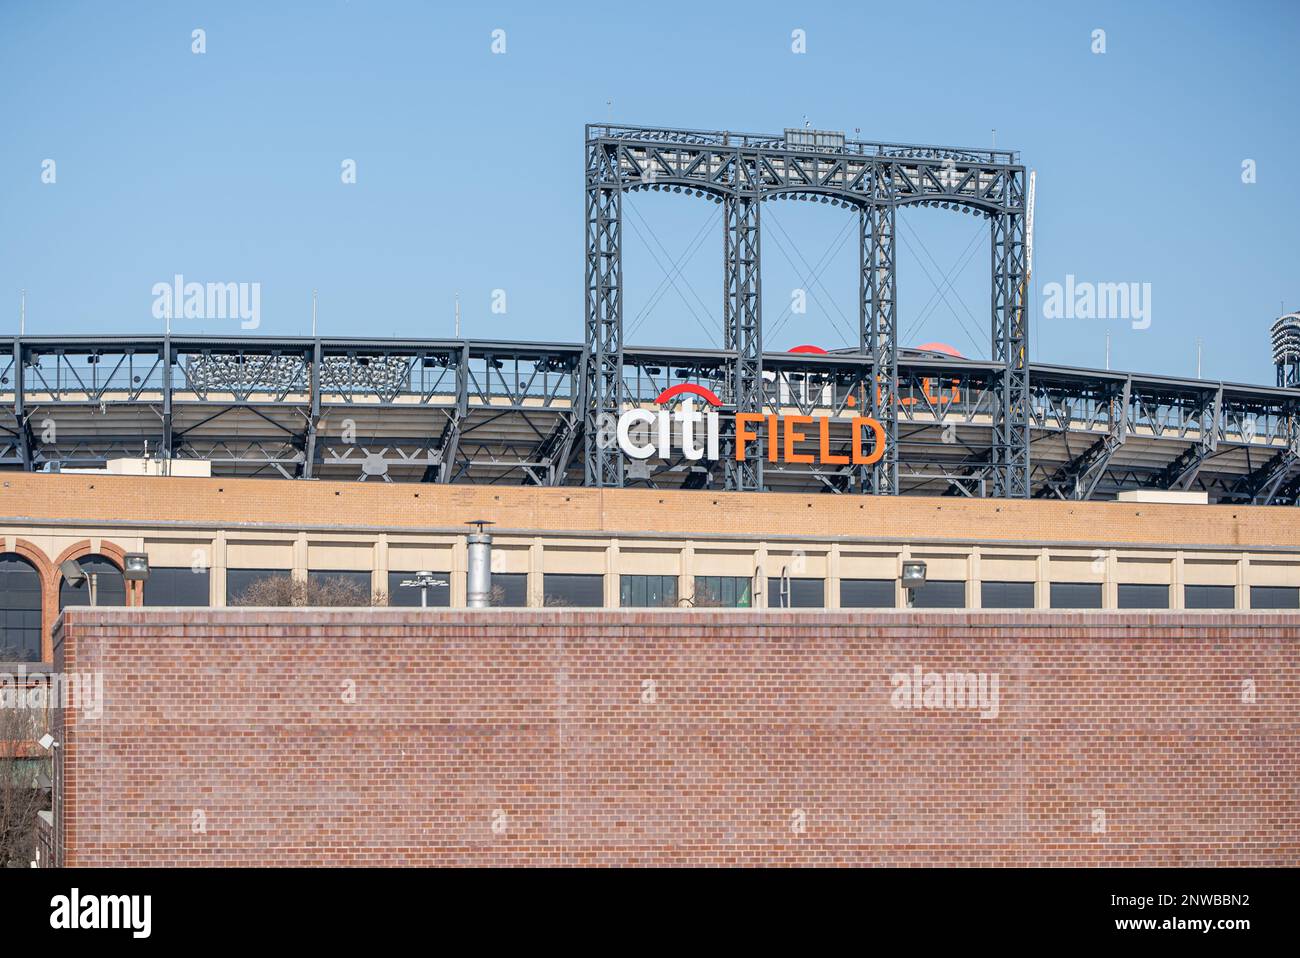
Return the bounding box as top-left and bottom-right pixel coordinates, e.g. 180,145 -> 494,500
2,0 -> 1297,385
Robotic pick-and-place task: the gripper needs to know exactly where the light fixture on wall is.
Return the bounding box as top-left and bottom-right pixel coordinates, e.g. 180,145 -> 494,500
901,560 -> 928,608
60,559 -> 98,607
122,553 -> 150,581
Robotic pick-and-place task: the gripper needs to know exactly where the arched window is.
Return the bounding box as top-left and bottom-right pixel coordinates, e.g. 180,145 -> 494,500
0,554 -> 43,662
58,555 -> 126,610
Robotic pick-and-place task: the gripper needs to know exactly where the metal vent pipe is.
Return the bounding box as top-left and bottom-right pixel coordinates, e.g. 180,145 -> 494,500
466,520 -> 495,608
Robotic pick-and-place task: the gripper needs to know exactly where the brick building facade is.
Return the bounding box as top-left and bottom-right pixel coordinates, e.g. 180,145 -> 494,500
51,608 -> 1299,867
4,472 -> 1300,665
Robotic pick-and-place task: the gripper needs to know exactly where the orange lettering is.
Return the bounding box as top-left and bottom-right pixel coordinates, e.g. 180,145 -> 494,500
735,413 -> 764,461
851,417 -> 886,465
922,377 -> 939,405
784,415 -> 814,464
819,416 -> 848,465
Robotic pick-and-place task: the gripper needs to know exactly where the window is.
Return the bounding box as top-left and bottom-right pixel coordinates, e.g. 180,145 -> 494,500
1251,585 -> 1299,609
981,581 -> 1035,609
1184,584 -> 1234,609
387,571 -> 450,607
840,578 -> 896,609
309,570 -> 371,591
767,577 -> 824,608
306,570 -> 374,605
543,574 -> 603,607
59,555 -> 126,610
1118,583 -> 1169,609
226,568 -> 291,605
488,572 -> 527,607
1050,582 -> 1103,609
0,554 -> 42,662
910,580 -> 965,609
143,567 -> 210,607
620,575 -> 678,608
693,576 -> 753,608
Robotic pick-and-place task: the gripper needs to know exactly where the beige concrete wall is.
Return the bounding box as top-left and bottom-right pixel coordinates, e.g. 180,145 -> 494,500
4,520 -> 1297,614
3,473 -> 1300,627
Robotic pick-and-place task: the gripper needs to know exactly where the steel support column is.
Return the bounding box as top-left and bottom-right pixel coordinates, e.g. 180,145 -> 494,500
723,163 -> 763,492
12,339 -> 31,471
544,413 -> 579,485
860,199 -> 898,494
161,336 -> 174,462
436,344 -> 468,483
991,206 -> 1030,498
301,339 -> 320,478
582,140 -> 624,487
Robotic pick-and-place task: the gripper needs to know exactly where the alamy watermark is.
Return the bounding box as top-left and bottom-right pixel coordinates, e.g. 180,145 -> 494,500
0,667 -> 103,720
1042,274 -> 1151,329
889,664 -> 1000,719
151,273 -> 261,329
50,888 -> 151,939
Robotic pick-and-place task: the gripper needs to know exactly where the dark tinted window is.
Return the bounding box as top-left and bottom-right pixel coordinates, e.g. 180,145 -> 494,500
143,567 -> 210,607
982,580 -> 1035,609
1251,585 -> 1300,609
226,568 -> 291,605
693,576 -> 753,608
840,578 -> 896,609
620,575 -> 678,608
910,580 -> 965,608
1051,582 -> 1102,609
767,577 -> 824,608
1118,583 -> 1169,609
489,572 -> 527,608
1184,584 -> 1234,610
544,574 -> 603,607
309,570 -> 371,590
59,555 -> 126,610
305,570 -> 375,605
388,571 -> 451,607
0,554 -> 43,662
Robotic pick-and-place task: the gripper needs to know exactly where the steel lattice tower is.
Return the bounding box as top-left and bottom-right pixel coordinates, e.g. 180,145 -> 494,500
580,123 -> 1031,496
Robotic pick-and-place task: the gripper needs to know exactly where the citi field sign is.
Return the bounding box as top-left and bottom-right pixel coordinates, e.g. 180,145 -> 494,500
614,382 -> 887,466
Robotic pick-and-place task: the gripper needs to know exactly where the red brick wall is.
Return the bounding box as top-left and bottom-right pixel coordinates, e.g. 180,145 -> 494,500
53,609 -> 1299,866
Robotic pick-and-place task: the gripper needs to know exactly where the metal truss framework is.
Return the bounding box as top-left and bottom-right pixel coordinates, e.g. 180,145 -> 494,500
862,200 -> 898,494
583,141 -> 623,487
723,188 -> 763,491
1036,378 -> 1129,500
990,204 -> 1030,497
581,123 -> 1030,495
0,336 -> 582,486
3,335 -> 1298,504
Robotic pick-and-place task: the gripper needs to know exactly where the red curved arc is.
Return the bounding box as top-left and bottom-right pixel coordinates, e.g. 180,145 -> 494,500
915,341 -> 965,359
788,344 -> 827,354
653,383 -> 722,406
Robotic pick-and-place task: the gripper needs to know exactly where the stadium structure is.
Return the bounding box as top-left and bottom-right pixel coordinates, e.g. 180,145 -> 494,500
1,124 -> 1298,504
6,125 -> 1300,871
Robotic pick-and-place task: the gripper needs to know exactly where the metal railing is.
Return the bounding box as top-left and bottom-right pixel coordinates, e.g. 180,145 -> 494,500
588,123 -> 1020,165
